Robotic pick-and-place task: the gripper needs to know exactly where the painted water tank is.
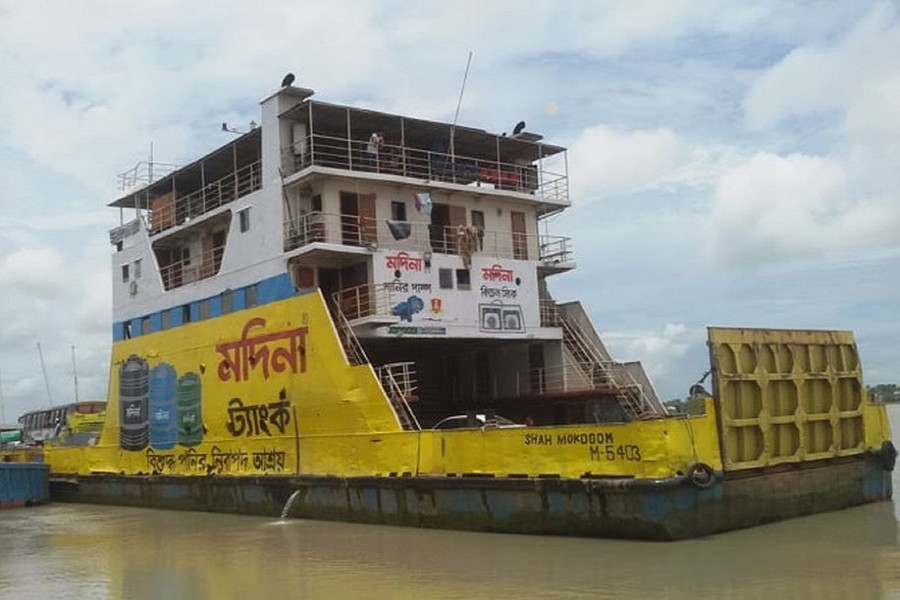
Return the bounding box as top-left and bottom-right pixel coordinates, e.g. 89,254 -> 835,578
176,372 -> 203,447
149,363 -> 177,450
119,355 -> 149,450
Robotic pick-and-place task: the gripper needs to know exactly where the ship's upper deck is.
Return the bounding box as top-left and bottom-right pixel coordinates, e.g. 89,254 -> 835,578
108,87 -> 569,231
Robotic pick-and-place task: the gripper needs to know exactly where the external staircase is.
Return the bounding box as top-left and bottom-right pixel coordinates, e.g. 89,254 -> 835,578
331,294 -> 421,431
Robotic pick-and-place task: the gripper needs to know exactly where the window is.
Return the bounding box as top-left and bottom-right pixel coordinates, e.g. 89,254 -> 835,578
456,269 -> 471,290
116,241 -> 123,252
182,304 -> 192,324
161,310 -> 171,330
134,259 -> 142,279
311,194 -> 322,212
239,208 -> 251,232
222,290 -> 233,314
123,321 -> 132,339
199,299 -> 210,320
246,284 -> 257,308
439,268 -> 453,289
391,201 -> 407,221
141,317 -> 150,335
121,264 -> 129,282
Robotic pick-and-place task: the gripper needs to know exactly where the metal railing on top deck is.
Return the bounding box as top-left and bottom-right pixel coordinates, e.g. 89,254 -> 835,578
283,210 -> 572,264
148,160 -> 261,235
332,284 -> 397,322
281,133 -> 569,205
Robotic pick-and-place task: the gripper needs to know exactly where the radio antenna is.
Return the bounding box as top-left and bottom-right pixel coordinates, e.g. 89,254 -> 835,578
37,342 -> 54,407
449,51 -> 473,162
71,345 -> 80,403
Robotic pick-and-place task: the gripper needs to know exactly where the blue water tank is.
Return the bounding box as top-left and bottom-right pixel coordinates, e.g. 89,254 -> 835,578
149,363 -> 178,450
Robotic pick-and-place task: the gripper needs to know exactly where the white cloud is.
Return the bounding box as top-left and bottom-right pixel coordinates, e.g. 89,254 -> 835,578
0,246 -> 65,298
601,323 -> 707,398
568,125 -> 687,198
744,2 -> 900,140
704,152 -> 900,266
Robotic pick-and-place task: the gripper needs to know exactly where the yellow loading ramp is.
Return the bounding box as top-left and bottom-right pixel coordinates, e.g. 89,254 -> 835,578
708,327 -> 866,471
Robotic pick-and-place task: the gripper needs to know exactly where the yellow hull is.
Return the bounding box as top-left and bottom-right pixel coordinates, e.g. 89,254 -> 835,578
47,291 -> 726,480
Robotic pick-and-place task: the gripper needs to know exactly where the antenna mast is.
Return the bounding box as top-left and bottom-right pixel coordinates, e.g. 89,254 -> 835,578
450,51 -> 473,162
71,345 -> 79,403
37,342 -> 54,407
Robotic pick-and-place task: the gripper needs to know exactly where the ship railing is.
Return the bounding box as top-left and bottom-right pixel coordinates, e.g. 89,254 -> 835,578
375,362 -> 421,431
283,210 -> 572,264
539,299 -> 560,327
158,241 -> 227,291
281,133 -> 569,204
333,283 -> 397,322
117,160 -> 180,191
148,160 -> 261,235
524,360 -> 634,395
332,305 -> 368,366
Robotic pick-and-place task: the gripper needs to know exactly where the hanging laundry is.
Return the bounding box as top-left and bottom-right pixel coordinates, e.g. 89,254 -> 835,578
386,220 -> 412,240
415,191 -> 432,216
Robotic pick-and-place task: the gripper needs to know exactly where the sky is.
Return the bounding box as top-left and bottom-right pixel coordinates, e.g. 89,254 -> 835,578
1,0 -> 898,420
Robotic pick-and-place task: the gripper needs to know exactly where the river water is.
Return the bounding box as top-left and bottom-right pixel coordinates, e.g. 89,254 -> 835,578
2,406 -> 899,599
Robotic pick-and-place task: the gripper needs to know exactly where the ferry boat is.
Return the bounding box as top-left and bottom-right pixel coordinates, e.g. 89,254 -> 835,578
45,81 -> 895,539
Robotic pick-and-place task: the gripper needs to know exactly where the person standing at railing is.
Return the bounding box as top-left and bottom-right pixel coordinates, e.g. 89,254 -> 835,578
366,131 -> 384,172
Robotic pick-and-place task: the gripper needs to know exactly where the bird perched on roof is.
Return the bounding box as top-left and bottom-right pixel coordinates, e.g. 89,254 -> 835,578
281,72 -> 295,87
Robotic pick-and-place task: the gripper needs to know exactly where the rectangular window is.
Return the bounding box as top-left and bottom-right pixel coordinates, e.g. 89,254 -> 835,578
134,259 -> 142,279
141,317 -> 150,335
471,210 -> 485,230
456,269 -> 471,290
199,299 -> 211,320
123,321 -> 132,339
116,241 -> 123,252
311,194 -> 322,212
246,284 -> 257,307
182,304 -> 192,324
439,268 -> 453,289
222,290 -> 233,314
121,264 -> 129,282
391,201 -> 407,221
239,208 -> 251,232
161,310 -> 171,330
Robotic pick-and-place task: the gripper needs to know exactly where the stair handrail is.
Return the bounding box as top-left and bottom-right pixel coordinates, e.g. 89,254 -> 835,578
330,294 -> 369,366
376,362 -> 421,430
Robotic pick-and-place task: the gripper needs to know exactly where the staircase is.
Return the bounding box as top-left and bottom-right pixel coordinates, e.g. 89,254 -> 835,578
554,302 -> 658,420
376,362 -> 421,431
330,293 -> 421,431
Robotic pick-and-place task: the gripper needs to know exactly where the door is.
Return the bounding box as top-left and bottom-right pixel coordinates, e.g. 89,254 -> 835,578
340,263 -> 370,318
430,203 -> 450,253
511,211 -> 528,260
340,192 -> 360,246
358,193 -> 377,247
529,344 -> 545,394
318,268 -> 341,313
